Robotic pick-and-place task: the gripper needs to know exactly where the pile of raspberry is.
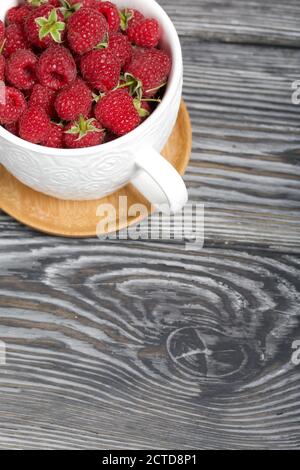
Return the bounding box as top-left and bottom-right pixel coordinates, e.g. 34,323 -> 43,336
0,0 -> 172,148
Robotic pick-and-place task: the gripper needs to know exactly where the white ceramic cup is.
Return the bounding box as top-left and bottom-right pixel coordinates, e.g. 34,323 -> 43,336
0,0 -> 188,213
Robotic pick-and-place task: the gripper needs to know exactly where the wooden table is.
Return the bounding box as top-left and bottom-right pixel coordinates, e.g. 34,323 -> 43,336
0,0 -> 300,450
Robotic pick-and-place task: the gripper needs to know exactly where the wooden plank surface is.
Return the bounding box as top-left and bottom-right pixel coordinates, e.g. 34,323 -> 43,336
0,0 -> 300,450
182,39 -> 300,252
0,239 -> 299,449
160,0 -> 300,46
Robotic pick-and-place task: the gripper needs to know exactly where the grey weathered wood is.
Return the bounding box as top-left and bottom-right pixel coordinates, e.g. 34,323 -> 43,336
0,0 -> 300,451
182,38 -> 300,252
0,239 -> 299,449
159,0 -> 300,46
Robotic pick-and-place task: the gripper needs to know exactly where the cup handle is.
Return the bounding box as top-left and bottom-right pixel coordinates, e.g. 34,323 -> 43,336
131,148 -> 188,214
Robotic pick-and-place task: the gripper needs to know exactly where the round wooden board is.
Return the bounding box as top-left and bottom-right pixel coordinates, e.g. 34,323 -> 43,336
0,101 -> 192,238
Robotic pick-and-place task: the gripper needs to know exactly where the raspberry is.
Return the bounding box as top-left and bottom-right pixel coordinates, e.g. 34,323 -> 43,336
95,89 -> 140,136
1,1 -> 169,148
72,52 -> 82,71
108,32 -> 132,67
0,20 -> 5,44
0,56 -> 5,81
3,23 -> 29,58
64,115 -> 104,148
19,107 -> 50,144
37,45 -> 77,90
4,121 -> 19,136
127,18 -> 161,48
68,0 -> 95,6
80,49 -> 120,92
0,86 -> 27,125
6,49 -> 38,91
104,131 -> 117,143
124,47 -> 171,97
55,78 -> 92,121
93,1 -> 120,32
6,5 -> 32,26
26,0 -> 60,6
29,84 -> 57,118
24,6 -> 65,49
43,122 -> 64,148
67,7 -> 108,55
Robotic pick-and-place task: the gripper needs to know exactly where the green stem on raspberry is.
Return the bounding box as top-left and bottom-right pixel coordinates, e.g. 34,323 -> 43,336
65,115 -> 104,141
133,99 -> 150,118
94,33 -> 109,50
145,82 -> 167,94
92,92 -> 105,103
141,98 -> 162,103
119,9 -> 134,31
27,0 -> 49,6
51,119 -> 65,127
116,80 -> 136,90
115,73 -> 143,100
35,8 -> 66,43
59,1 -> 82,20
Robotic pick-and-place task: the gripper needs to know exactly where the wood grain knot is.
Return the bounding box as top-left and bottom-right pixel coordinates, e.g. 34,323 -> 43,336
167,326 -> 250,385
